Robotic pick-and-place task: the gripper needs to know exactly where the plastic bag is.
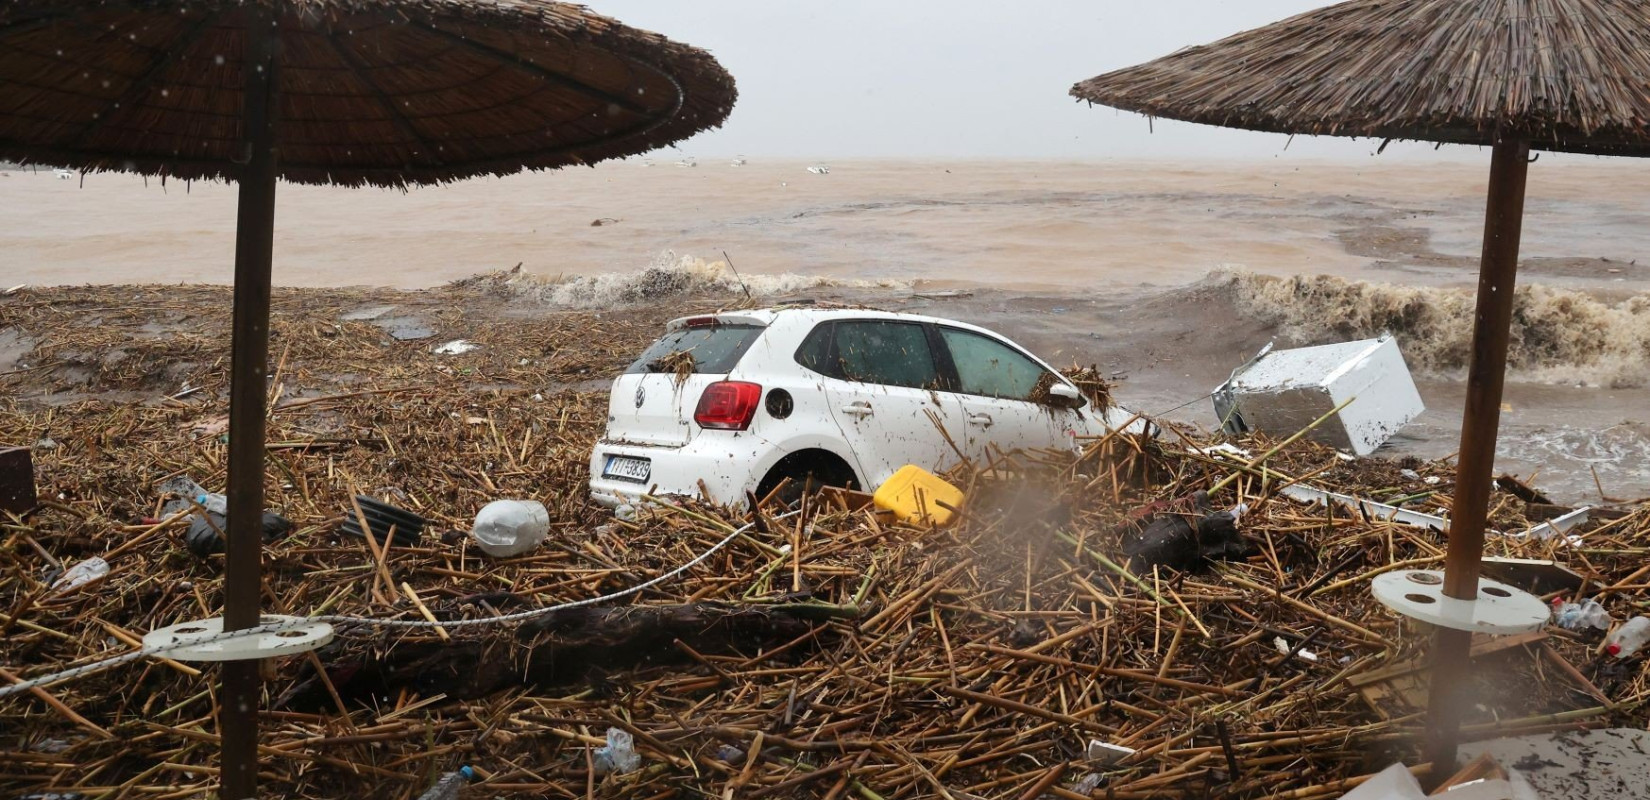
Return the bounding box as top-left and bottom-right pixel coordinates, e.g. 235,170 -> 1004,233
592,727 -> 641,775
471,500 -> 550,557
52,557 -> 108,591
1554,599 -> 1611,632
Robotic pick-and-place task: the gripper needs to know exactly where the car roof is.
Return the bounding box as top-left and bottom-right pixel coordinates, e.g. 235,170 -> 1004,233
667,306 -> 1002,336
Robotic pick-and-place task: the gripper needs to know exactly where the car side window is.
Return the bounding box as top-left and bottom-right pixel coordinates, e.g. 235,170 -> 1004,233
829,321 -> 940,389
795,322 -> 833,374
940,327 -> 1048,401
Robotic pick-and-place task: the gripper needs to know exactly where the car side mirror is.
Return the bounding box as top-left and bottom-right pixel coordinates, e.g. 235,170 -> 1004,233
1047,382 -> 1086,409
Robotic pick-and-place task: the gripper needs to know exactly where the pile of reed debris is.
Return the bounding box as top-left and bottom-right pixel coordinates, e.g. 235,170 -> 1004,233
2,284 -> 1647,800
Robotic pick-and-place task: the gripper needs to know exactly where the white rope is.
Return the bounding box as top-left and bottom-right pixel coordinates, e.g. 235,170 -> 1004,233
0,512 -> 782,700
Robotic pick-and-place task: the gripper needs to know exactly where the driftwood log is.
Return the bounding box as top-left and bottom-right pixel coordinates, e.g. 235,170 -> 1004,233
278,602 -> 858,709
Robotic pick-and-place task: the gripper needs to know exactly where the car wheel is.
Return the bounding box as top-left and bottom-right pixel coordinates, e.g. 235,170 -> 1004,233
757,451 -> 859,509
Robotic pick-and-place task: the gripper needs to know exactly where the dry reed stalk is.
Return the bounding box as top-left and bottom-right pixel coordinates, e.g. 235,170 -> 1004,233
0,283 -> 1643,799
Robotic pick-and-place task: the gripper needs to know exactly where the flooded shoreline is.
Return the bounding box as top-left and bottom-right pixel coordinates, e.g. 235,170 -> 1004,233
3,158 -> 1647,503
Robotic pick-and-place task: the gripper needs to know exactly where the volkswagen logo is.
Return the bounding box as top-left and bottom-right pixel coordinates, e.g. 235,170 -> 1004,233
634,385 -> 647,408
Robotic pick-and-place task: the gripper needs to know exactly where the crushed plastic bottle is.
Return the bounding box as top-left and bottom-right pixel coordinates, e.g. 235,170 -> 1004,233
471,500 -> 550,557
591,727 -> 641,775
158,476 -> 227,516
415,766 -> 475,800
1605,616 -> 1650,657
51,557 -> 108,591
1553,599 -> 1612,632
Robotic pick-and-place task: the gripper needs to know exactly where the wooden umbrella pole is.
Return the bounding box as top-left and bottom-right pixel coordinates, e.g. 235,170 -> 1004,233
220,6 -> 280,799
1424,136 -> 1530,776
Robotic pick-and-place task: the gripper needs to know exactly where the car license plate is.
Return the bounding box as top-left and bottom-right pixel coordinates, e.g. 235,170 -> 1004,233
603,456 -> 651,484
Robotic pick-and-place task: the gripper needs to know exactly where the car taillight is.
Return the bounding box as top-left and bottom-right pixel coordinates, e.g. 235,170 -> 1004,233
694,381 -> 762,430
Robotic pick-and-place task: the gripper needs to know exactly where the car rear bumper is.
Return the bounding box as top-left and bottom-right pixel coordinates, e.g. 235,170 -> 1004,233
588,437 -> 765,508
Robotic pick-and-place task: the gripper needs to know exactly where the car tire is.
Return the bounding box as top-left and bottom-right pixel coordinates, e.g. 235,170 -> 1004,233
757,451 -> 859,509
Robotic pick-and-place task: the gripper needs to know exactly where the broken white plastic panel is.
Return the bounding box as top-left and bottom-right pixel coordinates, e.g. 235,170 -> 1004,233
1371,570 -> 1549,634
1085,739 -> 1135,765
1214,335 -> 1424,456
1281,484 -> 1448,531
143,615 -> 333,662
1506,506 -> 1590,547
1283,485 -> 1589,545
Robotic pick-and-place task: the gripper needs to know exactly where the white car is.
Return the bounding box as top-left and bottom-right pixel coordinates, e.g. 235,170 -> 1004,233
588,307 -> 1144,508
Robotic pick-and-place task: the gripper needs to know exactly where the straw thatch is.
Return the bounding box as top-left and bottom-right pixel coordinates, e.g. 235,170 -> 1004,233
1071,0 -> 1650,154
0,0 -> 736,187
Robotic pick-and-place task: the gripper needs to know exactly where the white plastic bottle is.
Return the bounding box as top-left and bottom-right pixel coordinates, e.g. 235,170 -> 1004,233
471,500 -> 550,557
1605,616 -> 1650,657
159,476 -> 227,516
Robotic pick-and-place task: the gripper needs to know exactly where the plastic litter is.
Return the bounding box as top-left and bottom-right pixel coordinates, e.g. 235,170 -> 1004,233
713,744 -> 746,763
471,499 -> 551,557
1070,774 -> 1103,795
52,557 -> 108,591
1085,739 -> 1135,765
432,339 -> 479,355
1335,763 -> 1424,799
1275,635 -> 1321,662
1552,599 -> 1611,632
159,476 -> 227,517
339,495 -> 426,547
592,727 -> 641,775
1120,493 -> 1251,573
1605,616 -> 1649,657
874,465 -> 964,528
183,510 -> 294,557
414,766 -> 475,800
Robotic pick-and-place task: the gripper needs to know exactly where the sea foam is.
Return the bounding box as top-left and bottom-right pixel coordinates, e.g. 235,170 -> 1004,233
460,251 -> 910,309
1214,269 -> 1650,388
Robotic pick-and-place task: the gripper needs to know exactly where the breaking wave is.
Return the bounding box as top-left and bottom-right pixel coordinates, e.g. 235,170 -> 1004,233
1213,269 -> 1650,388
459,252 -> 910,309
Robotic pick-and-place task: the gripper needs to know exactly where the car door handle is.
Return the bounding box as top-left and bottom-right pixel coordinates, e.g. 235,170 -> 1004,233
842,402 -> 874,417
968,413 -> 993,427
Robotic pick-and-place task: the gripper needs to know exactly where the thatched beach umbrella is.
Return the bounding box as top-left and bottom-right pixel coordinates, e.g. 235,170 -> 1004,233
0,1 -> 733,796
1071,0 -> 1650,773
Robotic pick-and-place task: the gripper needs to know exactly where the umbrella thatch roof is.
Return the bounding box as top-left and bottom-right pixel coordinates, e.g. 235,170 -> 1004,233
0,0 -> 736,186
1071,0 -> 1650,155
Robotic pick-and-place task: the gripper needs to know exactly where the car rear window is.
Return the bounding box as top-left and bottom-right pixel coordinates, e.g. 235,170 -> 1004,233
625,323 -> 764,375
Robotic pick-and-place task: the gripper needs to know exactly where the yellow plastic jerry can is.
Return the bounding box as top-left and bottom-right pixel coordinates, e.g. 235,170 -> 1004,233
873,465 -> 965,528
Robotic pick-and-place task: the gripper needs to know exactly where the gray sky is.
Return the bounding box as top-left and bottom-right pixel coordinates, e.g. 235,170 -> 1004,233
594,0 -> 1492,162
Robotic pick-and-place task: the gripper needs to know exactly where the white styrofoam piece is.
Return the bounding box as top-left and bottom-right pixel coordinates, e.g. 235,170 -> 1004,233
1214,335 -> 1424,456
1371,570 -> 1550,633
1085,739 -> 1135,765
1280,483 -> 1448,531
1336,763 -> 1425,800
143,615 -> 333,662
